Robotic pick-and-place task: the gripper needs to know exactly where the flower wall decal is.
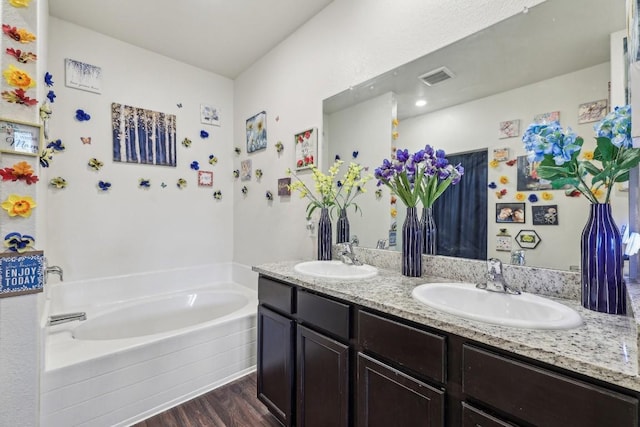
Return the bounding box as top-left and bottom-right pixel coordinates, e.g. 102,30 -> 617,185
200,130 -> 209,138
208,154 -> 218,165
255,169 -> 263,179
2,88 -> 37,105
266,190 -> 273,201
49,177 -> 67,189
2,24 -> 36,43
44,72 -> 54,86
528,194 -> 539,203
6,48 -> 37,63
1,194 -> 36,217
182,137 -> 192,148
234,147 -> 241,155
177,178 -> 187,189
190,161 -> 200,170
275,141 -> 284,153
139,179 -> 151,188
98,181 -> 111,191
241,186 -> 248,195
88,158 -> 103,171
2,64 -> 35,88
47,139 -> 65,152
0,161 -> 38,184
233,169 -> 240,178
75,109 -> 91,121
39,148 -> 53,167
213,190 -> 222,200
46,90 -> 55,103
4,232 -> 35,253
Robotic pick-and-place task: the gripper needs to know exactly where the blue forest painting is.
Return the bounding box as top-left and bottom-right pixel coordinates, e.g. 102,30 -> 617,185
112,103 -> 177,167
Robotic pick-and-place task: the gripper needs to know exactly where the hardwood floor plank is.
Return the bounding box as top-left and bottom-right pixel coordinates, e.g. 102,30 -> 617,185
133,372 -> 280,427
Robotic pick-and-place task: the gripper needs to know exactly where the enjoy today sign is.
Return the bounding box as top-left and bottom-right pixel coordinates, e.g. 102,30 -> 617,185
0,250 -> 44,298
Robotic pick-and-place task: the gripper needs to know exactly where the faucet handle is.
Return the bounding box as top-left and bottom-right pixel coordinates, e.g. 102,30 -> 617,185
487,257 -> 502,275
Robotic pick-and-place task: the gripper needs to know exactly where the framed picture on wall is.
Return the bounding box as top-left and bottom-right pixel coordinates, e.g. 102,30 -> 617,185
496,202 -> 525,223
515,229 -> 541,249
498,119 -> 519,138
294,127 -> 318,170
533,111 -> 560,124
516,155 -> 552,191
246,111 -> 267,153
578,99 -> 608,124
0,118 -> 41,156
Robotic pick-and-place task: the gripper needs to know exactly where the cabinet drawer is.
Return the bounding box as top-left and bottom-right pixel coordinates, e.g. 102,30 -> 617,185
358,310 -> 445,384
297,290 -> 350,341
463,345 -> 639,427
258,276 -> 295,315
461,402 -> 517,427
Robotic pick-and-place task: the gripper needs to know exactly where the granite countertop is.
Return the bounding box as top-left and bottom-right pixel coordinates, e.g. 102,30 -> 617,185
253,259 -> 640,392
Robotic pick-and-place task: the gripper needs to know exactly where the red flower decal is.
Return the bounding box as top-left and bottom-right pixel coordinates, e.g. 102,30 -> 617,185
1,88 -> 38,106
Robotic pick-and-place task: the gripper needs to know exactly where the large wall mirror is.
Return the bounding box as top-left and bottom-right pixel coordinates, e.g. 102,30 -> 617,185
322,0 -> 628,271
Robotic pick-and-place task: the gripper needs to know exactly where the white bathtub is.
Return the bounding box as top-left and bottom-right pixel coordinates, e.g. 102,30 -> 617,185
40,265 -> 258,427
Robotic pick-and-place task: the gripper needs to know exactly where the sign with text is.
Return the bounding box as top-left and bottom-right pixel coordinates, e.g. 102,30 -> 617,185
0,251 -> 44,298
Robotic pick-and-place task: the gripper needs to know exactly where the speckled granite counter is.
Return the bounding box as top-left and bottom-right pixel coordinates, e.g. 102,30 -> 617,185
253,259 -> 640,393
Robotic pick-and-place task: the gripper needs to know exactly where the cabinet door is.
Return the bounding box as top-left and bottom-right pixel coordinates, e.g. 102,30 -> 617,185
257,305 -> 295,426
357,353 -> 445,427
296,325 -> 349,427
461,402 -> 518,427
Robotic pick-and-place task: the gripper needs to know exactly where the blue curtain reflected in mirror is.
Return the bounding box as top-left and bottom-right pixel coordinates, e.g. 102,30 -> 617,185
433,150 -> 488,260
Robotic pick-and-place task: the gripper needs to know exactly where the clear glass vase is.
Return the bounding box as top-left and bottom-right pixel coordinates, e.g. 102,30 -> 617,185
581,203 -> 625,314
402,206 -> 423,277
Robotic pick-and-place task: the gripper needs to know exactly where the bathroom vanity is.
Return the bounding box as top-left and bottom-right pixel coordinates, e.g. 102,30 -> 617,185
253,259 -> 640,426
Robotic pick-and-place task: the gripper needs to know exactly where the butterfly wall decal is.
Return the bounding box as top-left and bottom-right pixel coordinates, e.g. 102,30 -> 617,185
81,137 -> 91,145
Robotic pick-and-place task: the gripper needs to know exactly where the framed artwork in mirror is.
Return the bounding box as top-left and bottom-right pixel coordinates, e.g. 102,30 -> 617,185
516,155 -> 552,191
533,110 -> 560,124
246,111 -> 267,153
240,159 -> 252,181
198,171 -> 213,186
278,177 -> 291,196
577,99 -> 607,124
294,127 -> 317,170
498,119 -> 519,138
532,205 -> 558,225
515,229 -> 541,249
0,118 -> 41,156
496,202 -> 525,223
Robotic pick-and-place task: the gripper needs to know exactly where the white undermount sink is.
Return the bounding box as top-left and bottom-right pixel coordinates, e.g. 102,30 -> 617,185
294,260 -> 378,280
411,282 -> 583,330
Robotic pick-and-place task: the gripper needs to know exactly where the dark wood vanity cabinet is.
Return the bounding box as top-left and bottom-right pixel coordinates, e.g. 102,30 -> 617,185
257,276 -> 350,427
257,274 -> 640,426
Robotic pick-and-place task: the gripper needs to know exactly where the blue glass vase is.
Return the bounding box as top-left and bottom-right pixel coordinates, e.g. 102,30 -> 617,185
318,207 -> 332,261
581,203 -> 626,315
421,206 -> 437,255
402,206 -> 423,277
336,208 -> 350,244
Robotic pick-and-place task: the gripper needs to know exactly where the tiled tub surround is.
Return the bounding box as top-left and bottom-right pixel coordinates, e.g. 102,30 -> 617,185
41,265 -> 258,427
253,252 -> 640,393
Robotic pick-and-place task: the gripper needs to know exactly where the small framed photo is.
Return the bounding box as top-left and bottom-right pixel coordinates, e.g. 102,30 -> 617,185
496,203 -> 525,223
278,177 -> 291,196
240,159 -> 252,181
295,127 -> 318,170
246,111 -> 267,153
534,111 -> 560,124
532,205 -> 558,225
515,229 -> 541,249
498,119 -> 519,139
198,171 -> 213,187
578,99 -> 608,124
65,58 -> 102,94
200,104 -> 220,126
493,147 -> 509,161
0,118 -> 42,156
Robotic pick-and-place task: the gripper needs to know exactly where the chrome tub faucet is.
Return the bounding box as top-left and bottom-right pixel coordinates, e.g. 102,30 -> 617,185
44,258 -> 63,284
48,312 -> 86,326
339,242 -> 363,266
476,258 -> 521,295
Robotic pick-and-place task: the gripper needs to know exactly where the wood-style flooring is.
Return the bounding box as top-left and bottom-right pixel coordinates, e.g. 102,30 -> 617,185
133,372 -> 281,427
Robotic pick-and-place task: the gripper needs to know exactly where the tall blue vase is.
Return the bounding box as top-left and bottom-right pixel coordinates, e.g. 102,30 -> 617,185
318,207 -> 332,261
402,206 -> 423,277
336,208 -> 350,244
581,203 -> 626,315
421,206 -> 437,255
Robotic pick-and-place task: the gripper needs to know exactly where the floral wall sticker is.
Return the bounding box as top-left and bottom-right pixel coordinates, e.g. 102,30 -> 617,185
88,158 -> 103,171
0,161 -> 38,184
8,0 -> 32,8
213,190 -> 222,200
177,178 -> 187,189
112,103 -> 176,167
75,109 -> 90,121
3,64 -> 35,88
200,130 -> 209,139
2,88 -> 36,105
182,137 -> 192,148
49,177 -> 67,189
98,181 -> 111,191
6,48 -> 36,63
80,137 -> 91,145
2,194 -> 36,218
2,24 -> 36,43
4,232 -> 35,253
139,178 -> 151,189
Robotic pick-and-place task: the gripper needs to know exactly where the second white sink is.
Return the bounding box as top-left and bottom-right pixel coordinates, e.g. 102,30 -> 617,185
294,260 -> 378,280
411,282 -> 583,330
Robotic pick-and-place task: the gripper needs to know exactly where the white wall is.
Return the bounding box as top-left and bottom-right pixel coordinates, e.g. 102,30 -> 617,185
398,62 -> 625,271
46,18 -> 235,281
232,0 -> 545,266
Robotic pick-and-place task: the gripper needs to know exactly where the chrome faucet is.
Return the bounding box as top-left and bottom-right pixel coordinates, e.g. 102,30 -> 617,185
376,239 -> 388,249
48,312 -> 86,326
476,258 -> 521,295
339,242 -> 363,266
44,258 -> 63,283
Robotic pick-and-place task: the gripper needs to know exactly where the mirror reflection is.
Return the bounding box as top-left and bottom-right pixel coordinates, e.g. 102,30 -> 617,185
322,0 -> 627,271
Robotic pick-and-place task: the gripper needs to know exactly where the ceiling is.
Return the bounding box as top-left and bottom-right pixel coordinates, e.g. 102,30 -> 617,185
48,0 -> 334,79
324,0 -> 626,119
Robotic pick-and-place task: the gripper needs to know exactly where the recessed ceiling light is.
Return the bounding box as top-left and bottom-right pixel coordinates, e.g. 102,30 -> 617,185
415,99 -> 427,107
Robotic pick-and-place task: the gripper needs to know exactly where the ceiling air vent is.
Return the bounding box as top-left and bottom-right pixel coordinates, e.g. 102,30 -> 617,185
418,66 -> 455,86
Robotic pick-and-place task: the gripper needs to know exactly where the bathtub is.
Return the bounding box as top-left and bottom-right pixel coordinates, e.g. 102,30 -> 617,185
40,265 -> 258,427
